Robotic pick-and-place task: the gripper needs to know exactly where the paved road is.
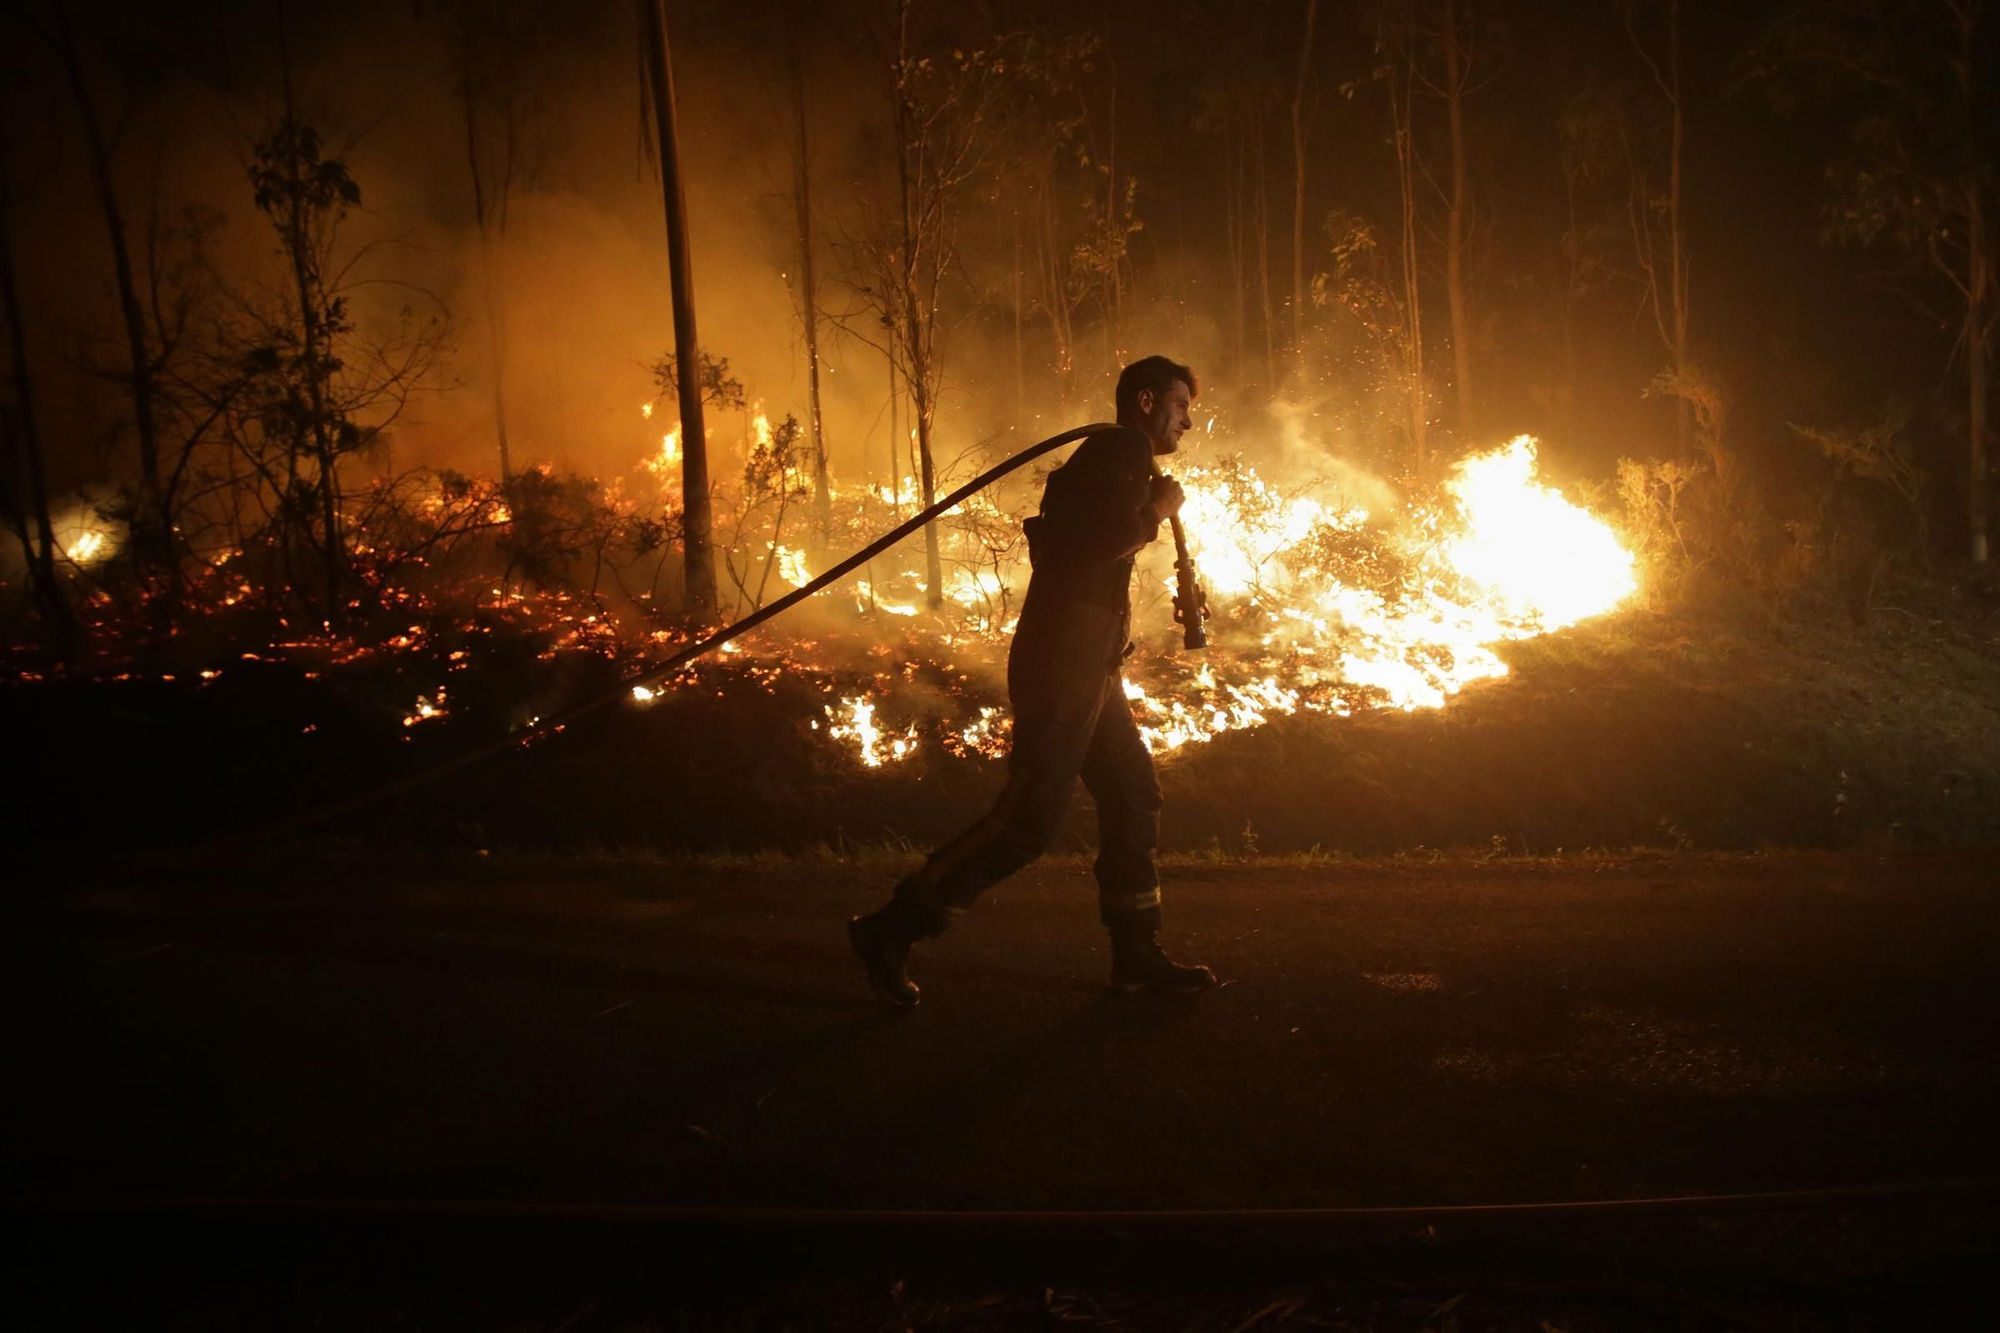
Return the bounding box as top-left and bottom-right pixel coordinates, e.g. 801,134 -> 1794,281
8,857 -> 1998,1213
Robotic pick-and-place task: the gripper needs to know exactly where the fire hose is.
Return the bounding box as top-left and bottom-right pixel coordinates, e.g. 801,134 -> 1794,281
237,421 -> 1210,846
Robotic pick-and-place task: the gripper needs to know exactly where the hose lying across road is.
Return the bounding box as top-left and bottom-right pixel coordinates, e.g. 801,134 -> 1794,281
232,422 -> 1123,847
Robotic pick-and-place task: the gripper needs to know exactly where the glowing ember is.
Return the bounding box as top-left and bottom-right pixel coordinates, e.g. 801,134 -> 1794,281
402,688 -> 448,727
943,706 -> 1010,759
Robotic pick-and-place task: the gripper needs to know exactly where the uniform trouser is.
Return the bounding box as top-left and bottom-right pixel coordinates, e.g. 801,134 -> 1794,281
892,601 -> 1163,938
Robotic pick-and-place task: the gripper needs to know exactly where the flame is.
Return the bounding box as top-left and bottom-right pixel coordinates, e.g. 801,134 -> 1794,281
53,506 -> 121,567
1117,435 -> 1633,741
773,545 -> 812,588
824,696 -> 920,767
946,706 -> 1009,759
1442,436 -> 1638,628
853,581 -> 921,617
642,425 -> 683,481
780,435 -> 1637,766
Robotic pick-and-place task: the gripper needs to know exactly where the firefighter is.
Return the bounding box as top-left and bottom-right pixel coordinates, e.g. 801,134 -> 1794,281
849,356 -> 1217,1008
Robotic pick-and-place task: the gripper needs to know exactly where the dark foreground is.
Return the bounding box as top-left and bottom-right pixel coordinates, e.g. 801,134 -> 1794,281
8,855 -> 1999,1327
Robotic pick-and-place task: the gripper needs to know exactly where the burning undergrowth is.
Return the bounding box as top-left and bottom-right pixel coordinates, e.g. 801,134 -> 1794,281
5,414 -> 1662,854
631,427 -> 1642,767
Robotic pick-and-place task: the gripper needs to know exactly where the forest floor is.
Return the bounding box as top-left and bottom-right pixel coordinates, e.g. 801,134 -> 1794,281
11,578 -> 2000,863
9,854 -> 1998,1328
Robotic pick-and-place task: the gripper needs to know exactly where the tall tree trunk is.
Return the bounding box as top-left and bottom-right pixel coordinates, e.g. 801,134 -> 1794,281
280,140 -> 344,626
1954,2 -> 1990,565
641,0 -> 717,620
1443,0 -> 1474,436
1254,110 -> 1275,390
0,152 -> 79,656
1560,162 -> 1581,452
1099,19 -> 1124,372
887,351 -> 900,518
459,17 -> 514,484
483,239 -> 511,481
909,331 -> 943,608
1627,0 -> 1689,457
1291,0 -> 1318,373
1390,37 -> 1427,475
1666,0 -> 1688,458
891,0 -> 944,609
1012,205 -> 1025,421
787,11 -> 830,548
1969,186 -> 1991,564
1228,125 -> 1246,376
1036,171 -> 1074,403
53,13 -> 166,583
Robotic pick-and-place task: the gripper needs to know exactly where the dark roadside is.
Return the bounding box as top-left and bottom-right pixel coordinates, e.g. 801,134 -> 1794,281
8,852 -> 1998,1328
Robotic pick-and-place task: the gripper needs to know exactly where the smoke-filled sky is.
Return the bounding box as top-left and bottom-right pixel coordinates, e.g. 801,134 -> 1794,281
0,0 -> 1968,514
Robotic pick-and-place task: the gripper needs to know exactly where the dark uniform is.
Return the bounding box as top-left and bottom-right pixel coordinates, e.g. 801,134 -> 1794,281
892,426 -> 1167,938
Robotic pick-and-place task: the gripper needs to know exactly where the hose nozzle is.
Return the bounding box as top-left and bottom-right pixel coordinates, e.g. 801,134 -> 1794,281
1168,514 -> 1210,652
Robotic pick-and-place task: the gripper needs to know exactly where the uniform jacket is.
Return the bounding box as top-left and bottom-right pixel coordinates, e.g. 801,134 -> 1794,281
1021,425 -> 1163,612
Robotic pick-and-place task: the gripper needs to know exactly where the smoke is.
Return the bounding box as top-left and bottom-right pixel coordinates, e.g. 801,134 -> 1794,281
1263,396 -> 1403,515
8,0 -> 1392,587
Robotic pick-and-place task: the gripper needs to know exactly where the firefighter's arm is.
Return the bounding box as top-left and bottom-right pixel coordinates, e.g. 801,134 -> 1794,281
1082,431 -> 1167,561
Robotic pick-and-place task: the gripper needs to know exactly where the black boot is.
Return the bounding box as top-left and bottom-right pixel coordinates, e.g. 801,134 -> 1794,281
1109,931 -> 1216,996
849,909 -> 921,1009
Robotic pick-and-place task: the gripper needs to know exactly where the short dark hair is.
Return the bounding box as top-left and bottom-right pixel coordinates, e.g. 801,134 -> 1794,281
1115,355 -> 1198,419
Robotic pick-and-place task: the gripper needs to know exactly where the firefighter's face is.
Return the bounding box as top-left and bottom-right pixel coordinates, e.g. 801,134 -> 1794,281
1137,380 -> 1194,455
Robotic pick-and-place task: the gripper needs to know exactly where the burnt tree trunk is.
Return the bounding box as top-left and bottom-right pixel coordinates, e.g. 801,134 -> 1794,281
1036,170 -> 1075,404
887,353 -> 900,518
275,125 -> 345,626
891,0 -> 943,608
1097,22 -> 1124,372
0,149 -> 79,656
53,13 -> 167,587
458,18 -> 515,484
1390,30 -> 1427,475
1228,124 -> 1246,376
1254,109 -> 1275,390
1969,185 -> 1991,564
1664,0 -> 1688,458
1012,205 -> 1025,421
1291,0 -> 1318,373
787,13 -> 831,548
641,0 -> 717,620
1627,0 -> 1689,457
1443,0 -> 1474,435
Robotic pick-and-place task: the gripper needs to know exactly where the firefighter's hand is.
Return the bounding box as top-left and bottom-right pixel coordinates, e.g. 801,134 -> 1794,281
1148,475 -> 1186,519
